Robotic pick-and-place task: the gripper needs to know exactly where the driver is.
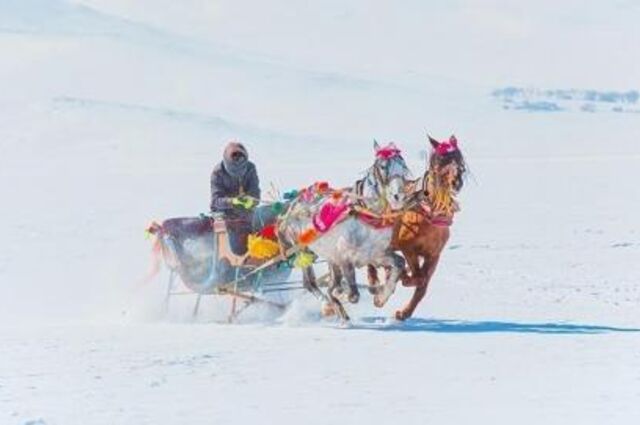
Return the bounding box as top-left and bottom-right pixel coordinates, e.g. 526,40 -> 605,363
210,141 -> 260,255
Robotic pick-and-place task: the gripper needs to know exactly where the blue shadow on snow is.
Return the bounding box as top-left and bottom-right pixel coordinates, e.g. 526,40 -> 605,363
355,317 -> 640,335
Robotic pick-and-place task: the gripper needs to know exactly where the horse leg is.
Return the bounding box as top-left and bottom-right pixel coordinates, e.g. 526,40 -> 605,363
329,263 -> 344,297
342,264 -> 360,304
302,266 -> 322,298
310,264 -> 349,322
402,251 -> 423,287
330,264 -> 351,321
367,265 -> 379,294
395,255 -> 441,320
328,292 -> 350,322
373,253 -> 405,308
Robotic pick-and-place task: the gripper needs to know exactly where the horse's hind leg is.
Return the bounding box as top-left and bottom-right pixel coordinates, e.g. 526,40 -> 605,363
329,263 -> 351,320
367,265 -> 380,295
328,292 -> 350,322
328,263 -> 344,297
342,264 -> 360,304
303,266 -> 349,322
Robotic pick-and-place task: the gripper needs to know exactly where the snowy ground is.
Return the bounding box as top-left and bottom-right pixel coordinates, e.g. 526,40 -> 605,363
1,1 -> 639,424
2,321 -> 639,425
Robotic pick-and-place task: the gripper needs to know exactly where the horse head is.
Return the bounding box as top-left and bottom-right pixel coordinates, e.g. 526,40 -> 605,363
367,140 -> 412,211
424,134 -> 467,215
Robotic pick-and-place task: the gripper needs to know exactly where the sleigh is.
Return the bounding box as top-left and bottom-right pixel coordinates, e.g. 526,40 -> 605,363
145,214 -> 302,321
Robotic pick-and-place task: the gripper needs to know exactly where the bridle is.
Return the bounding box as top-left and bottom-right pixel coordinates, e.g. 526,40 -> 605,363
365,156 -> 409,211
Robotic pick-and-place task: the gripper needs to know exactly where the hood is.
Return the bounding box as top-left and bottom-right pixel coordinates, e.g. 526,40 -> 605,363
222,142 -> 249,177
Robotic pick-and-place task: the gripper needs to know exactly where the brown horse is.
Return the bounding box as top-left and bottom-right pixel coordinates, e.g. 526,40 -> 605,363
368,134 -> 467,320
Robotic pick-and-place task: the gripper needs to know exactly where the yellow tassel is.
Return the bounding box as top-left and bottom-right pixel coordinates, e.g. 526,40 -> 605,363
398,211 -> 424,242
293,251 -> 315,269
247,235 -> 280,260
427,171 -> 458,216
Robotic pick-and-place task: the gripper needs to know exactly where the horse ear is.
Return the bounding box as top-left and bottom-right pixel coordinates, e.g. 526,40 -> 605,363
373,139 -> 380,152
449,135 -> 458,147
427,134 -> 439,149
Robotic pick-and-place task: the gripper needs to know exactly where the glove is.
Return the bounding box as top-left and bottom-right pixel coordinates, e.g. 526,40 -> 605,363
231,196 -> 257,210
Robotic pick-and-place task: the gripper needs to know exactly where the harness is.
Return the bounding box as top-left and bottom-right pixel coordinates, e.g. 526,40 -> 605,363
394,168 -> 457,243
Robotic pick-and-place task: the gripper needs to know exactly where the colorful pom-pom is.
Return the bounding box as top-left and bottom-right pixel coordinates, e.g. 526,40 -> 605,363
293,251 -> 315,269
283,190 -> 299,200
259,224 -> 277,240
247,235 -> 280,260
297,228 -> 319,246
271,201 -> 285,215
315,181 -> 330,193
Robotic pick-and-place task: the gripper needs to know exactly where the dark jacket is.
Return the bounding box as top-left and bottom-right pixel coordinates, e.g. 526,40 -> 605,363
210,161 -> 260,217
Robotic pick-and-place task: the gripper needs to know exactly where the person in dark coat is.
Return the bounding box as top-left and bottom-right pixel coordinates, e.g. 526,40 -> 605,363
210,141 -> 261,255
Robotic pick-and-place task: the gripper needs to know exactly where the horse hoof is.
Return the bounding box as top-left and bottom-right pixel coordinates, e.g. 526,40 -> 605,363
401,276 -> 422,287
395,310 -> 410,321
348,292 -> 360,304
321,302 -> 336,317
373,295 -> 385,308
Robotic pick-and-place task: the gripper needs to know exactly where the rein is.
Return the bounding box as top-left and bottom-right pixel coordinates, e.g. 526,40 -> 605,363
353,190 -> 423,230
352,205 -> 402,229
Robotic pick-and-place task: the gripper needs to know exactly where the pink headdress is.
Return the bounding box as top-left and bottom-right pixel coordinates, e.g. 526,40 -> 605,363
432,135 -> 459,156
375,142 -> 402,160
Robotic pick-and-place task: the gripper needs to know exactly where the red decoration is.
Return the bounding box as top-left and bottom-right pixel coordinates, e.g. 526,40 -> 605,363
259,224 -> 277,240
435,136 -> 459,155
375,143 -> 402,160
315,181 -> 330,193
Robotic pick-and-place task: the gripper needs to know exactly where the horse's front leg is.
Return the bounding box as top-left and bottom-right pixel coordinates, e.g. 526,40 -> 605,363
401,251 -> 423,287
373,252 -> 405,308
395,254 -> 441,320
341,264 -> 360,304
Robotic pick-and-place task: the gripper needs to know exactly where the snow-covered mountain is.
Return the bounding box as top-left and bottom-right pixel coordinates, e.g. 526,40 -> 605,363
1,1 -> 639,424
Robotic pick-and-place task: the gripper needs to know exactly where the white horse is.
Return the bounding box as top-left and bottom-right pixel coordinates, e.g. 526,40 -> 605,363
280,141 -> 413,319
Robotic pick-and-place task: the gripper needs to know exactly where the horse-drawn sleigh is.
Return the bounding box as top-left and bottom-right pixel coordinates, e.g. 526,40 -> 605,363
145,135 -> 467,323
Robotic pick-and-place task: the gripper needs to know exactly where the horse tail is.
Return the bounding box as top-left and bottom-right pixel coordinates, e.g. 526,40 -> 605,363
141,221 -> 165,285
